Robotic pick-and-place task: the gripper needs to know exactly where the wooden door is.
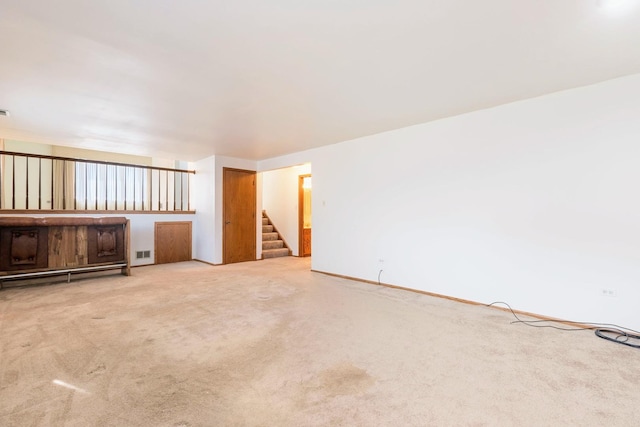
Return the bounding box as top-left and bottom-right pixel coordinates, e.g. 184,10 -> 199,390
155,221 -> 192,264
223,168 -> 256,264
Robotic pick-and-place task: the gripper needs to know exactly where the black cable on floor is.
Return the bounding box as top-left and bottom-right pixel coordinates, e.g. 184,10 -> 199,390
486,301 -> 640,349
594,328 -> 640,348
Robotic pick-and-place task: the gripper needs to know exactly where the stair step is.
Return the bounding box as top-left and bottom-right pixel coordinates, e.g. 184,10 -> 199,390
262,232 -> 279,241
262,248 -> 289,259
261,212 -> 289,257
263,240 -> 284,250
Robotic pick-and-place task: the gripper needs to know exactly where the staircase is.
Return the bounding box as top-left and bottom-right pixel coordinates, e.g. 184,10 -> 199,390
262,211 -> 291,259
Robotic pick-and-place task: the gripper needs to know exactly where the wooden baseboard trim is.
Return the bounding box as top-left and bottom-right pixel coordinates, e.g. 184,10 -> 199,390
132,259 -> 219,267
310,269 -> 591,329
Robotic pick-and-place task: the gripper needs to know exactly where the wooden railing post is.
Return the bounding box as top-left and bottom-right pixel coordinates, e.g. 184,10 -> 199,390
0,150 -> 195,213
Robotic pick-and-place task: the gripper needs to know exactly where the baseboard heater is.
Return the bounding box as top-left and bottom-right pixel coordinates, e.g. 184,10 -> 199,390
0,263 -> 128,289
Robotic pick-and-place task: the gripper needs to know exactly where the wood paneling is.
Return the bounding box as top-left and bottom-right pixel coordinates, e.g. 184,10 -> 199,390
302,228 -> 312,257
223,168 -> 256,264
155,221 -> 192,264
48,226 -> 88,268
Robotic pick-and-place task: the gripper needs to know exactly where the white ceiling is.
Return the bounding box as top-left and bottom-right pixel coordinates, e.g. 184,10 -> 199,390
1,1 -> 640,162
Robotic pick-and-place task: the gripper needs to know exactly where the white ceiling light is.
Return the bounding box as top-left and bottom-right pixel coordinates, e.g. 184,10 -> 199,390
0,109 -> 9,117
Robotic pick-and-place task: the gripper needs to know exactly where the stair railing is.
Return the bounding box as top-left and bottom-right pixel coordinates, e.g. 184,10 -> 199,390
0,150 -> 195,212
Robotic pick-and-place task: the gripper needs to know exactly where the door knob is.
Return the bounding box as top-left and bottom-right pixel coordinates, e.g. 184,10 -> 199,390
225,221 -> 231,224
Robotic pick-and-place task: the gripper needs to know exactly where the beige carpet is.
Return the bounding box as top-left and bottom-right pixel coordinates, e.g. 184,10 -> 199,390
1,257 -> 638,426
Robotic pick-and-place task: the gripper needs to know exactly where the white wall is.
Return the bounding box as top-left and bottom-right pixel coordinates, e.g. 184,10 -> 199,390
52,145 -> 153,165
193,155 -> 216,263
195,156 -> 307,264
126,213 -> 196,266
259,73 -> 640,331
261,164 -> 311,256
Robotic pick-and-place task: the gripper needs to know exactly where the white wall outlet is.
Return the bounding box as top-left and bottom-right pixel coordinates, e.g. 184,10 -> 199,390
600,288 -> 617,297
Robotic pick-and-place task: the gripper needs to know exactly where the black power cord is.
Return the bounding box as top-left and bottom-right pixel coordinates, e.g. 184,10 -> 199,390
487,301 -> 640,349
594,328 -> 640,348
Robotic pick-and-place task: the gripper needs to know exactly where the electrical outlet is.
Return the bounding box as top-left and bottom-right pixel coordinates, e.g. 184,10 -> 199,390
600,288 -> 617,297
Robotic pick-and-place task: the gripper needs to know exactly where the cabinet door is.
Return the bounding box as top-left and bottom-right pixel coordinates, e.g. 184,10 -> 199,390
0,227 -> 49,271
87,225 -> 125,264
302,228 -> 312,257
155,221 -> 192,264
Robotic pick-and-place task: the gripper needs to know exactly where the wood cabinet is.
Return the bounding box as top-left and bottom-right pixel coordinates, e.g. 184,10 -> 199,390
155,221 -> 192,264
302,228 -> 311,257
0,217 -> 130,288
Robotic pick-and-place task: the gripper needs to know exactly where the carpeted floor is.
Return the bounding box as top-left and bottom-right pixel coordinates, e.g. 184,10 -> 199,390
1,257 -> 638,426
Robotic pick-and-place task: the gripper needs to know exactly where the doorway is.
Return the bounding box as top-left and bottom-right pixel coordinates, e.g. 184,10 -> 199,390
223,168 -> 256,264
298,174 -> 312,257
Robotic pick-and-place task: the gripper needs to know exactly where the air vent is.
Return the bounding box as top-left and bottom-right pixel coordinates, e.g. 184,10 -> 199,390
136,250 -> 151,259
0,109 -> 9,117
